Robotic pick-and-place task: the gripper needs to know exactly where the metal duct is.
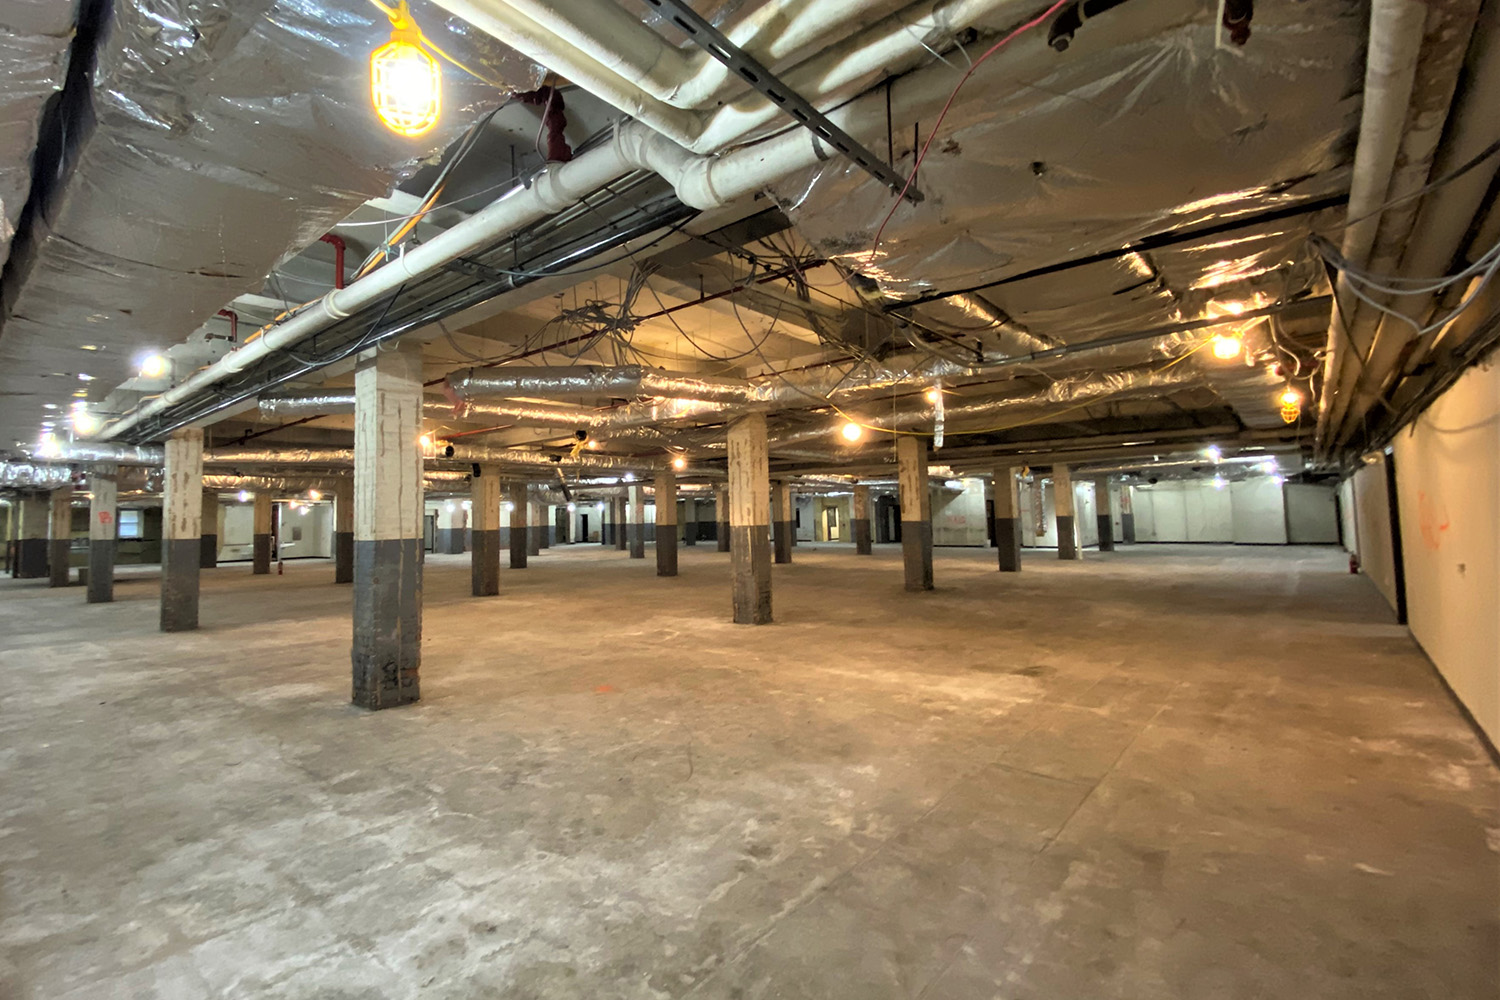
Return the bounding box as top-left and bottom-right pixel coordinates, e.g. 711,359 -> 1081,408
28,440 -> 165,465
0,1 -> 77,269
0,1 -> 540,444
440,443 -> 718,476
257,392 -> 466,420
202,474 -> 347,494
0,461 -> 75,488
446,365 -> 756,404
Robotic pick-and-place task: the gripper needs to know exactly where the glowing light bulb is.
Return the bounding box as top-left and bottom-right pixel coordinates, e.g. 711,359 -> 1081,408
1209,334 -> 1242,360
672,456 -> 687,471
925,388 -> 940,403
370,3 -> 441,138
238,490 -> 250,503
1279,387 -> 1303,407
307,489 -> 321,502
71,409 -> 99,436
1213,476 -> 1227,490
419,433 -> 433,450
138,354 -> 168,379
841,422 -> 862,442
1205,445 -> 1222,463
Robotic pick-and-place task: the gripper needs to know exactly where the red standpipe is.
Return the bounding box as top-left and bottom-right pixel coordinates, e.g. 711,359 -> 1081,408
319,234 -> 347,289
216,309 -> 239,343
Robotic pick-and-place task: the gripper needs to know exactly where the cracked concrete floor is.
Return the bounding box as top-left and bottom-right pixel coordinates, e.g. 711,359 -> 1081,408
1,543 -> 1496,999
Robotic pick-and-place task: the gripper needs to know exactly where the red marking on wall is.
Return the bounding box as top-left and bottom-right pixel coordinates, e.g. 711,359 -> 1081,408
1417,491 -> 1450,551
97,511 -> 113,525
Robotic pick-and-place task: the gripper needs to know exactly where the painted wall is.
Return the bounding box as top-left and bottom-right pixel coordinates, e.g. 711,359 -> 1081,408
1284,484 -> 1340,543
1131,478 -> 1322,544
1349,458 -> 1400,616
1391,359 -> 1499,746
932,479 -> 988,546
1230,478 -> 1289,544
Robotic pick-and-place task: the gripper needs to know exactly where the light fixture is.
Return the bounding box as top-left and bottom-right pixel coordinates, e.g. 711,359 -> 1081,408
445,501 -> 456,512
307,489 -> 322,502
238,490 -> 251,503
672,456 -> 687,471
924,388 -> 940,404
567,503 -> 576,512
35,433 -> 60,458
586,440 -> 598,449
71,408 -> 99,436
624,473 -> 636,482
461,499 -> 471,510
840,421 -> 862,442
1278,386 -> 1303,425
80,344 -> 101,351
138,354 -> 168,379
1204,445 -> 1222,463
419,433 -> 433,450
76,373 -> 94,382
1278,387 -> 1303,407
370,1 -> 441,138
1212,476 -> 1227,490
944,479 -> 963,489
298,505 -> 310,516
42,403 -> 58,410
1209,333 -> 1242,360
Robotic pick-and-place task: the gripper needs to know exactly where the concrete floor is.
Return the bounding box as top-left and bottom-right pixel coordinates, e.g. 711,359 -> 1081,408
0,543 -> 1496,999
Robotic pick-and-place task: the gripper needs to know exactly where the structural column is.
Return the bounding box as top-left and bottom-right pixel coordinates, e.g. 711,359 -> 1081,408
771,481 -> 793,565
852,484 -> 873,555
252,493 -> 273,574
333,479 -> 354,583
601,497 -> 612,546
160,427 -> 204,632
728,413 -> 771,624
683,495 -> 697,546
528,498 -> 543,556
48,486 -> 73,588
628,484 -> 646,559
509,484 -> 529,568
16,495 -> 48,578
1120,484 -> 1136,543
351,344 -> 423,710
87,464 -> 118,603
615,496 -> 628,551
994,466 -> 1022,572
471,465 -> 500,596
897,436 -> 934,591
1054,464 -> 1079,560
655,471 -> 678,576
715,485 -> 730,552
538,503 -> 551,549
199,490 -> 219,568
435,502 -> 466,554
1093,477 -> 1115,552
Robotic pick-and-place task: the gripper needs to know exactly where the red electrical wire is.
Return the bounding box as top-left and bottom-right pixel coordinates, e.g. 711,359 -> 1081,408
869,0 -> 1072,259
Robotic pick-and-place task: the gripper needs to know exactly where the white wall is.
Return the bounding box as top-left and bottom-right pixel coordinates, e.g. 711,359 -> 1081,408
1284,484 -> 1340,543
1350,458 -> 1400,615
1133,481 -> 1233,542
1391,360 -> 1499,746
931,479 -> 988,546
1230,478 -> 1288,544
221,503 -> 256,561
279,503 -> 332,558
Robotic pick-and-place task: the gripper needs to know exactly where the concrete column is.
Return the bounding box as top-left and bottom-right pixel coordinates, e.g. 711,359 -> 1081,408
252,493 -> 273,574
715,485 -> 730,552
334,479 -> 354,583
771,481 -> 793,565
655,472 -> 678,577
994,466 -> 1022,572
852,484 -> 873,555
509,484 -> 529,568
728,413 -> 771,625
628,484 -> 646,559
897,436 -> 933,591
1093,477 -> 1115,552
683,495 -> 697,546
48,486 -> 73,588
435,501 -> 467,554
528,499 -> 543,556
351,344 -> 424,710
199,491 -> 219,569
538,504 -> 551,549
160,428 -> 204,632
87,464 -> 118,603
471,466 -> 501,596
600,497 -> 612,546
614,496 -> 627,551
1054,464 -> 1079,560
16,495 -> 48,578
1120,485 -> 1137,543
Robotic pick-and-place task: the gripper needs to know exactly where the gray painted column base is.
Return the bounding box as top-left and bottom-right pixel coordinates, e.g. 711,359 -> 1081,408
334,531 -> 354,583
853,518 -> 872,555
902,521 -> 934,591
657,537 -> 678,577
48,539 -> 70,588
995,517 -> 1022,572
629,526 -> 645,559
528,525 -> 542,557
160,539 -> 201,632
731,524 -> 772,625
616,526 -> 628,551
435,527 -> 465,555
717,521 -> 730,552
472,529 -> 501,596
510,531 -> 528,569
252,534 -> 272,574
199,534 -> 218,569
1057,515 -> 1079,560
87,541 -> 115,603
1121,513 -> 1136,543
351,538 -> 422,710
773,523 -> 793,564
17,538 -> 47,579
1097,514 -> 1115,552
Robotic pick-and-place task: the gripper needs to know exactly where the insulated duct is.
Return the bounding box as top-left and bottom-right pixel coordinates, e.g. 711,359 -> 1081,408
0,1 -> 77,269
0,461 -> 75,488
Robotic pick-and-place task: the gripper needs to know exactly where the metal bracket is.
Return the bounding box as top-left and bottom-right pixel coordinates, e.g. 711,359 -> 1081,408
639,0 -> 924,204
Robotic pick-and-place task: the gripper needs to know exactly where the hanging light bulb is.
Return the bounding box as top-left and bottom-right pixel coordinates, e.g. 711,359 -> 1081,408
840,422 -> 862,442
370,1 -> 441,138
1209,333 -> 1242,360
138,354 -> 169,379
672,456 -> 687,471
1279,387 -> 1303,407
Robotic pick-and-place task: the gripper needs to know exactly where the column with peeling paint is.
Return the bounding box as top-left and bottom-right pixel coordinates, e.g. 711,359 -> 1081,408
48,486 -> 73,588
199,490 -> 219,568
1055,464 -> 1079,560
161,428 -> 204,632
1093,477 -> 1115,552
994,466 -> 1022,572
16,495 -> 47,578
87,464 -> 118,603
509,484 -> 529,568
471,466 -> 500,596
897,437 -> 933,591
852,484 -> 872,555
728,414 -> 771,624
772,481 -> 793,565
715,484 -> 730,552
334,479 -> 354,583
252,493 -> 273,574
655,471 -> 678,577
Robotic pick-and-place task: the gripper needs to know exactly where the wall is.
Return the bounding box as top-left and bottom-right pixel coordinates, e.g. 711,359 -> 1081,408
1349,457 -> 1400,615
279,503 -> 332,559
1131,477 -> 1319,544
1391,359 -> 1499,746
1133,481 -> 1234,542
932,479 -> 988,546
1284,484 -> 1340,543
1231,478 -> 1288,544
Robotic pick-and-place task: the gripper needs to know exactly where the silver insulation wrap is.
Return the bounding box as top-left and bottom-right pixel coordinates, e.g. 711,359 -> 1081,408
0,461 -> 76,488
0,0 -> 541,441
770,0 -> 1364,342
0,1 -> 77,269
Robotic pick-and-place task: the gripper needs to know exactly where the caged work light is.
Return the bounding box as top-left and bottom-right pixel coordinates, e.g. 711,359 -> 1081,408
371,1 -> 442,138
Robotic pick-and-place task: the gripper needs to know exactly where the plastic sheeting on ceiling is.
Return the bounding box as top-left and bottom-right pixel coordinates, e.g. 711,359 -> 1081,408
0,1 -> 79,270
0,0 -> 540,447
770,0 -> 1365,346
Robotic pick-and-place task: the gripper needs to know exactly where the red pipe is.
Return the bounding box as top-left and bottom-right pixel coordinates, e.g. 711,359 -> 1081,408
216,309 -> 239,343
319,234 -> 347,289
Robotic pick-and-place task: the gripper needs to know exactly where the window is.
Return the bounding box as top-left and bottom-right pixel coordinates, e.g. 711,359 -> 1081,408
117,509 -> 142,539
